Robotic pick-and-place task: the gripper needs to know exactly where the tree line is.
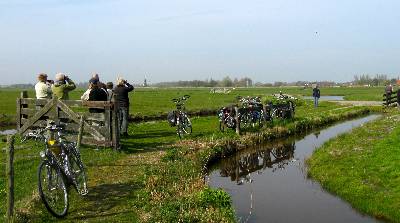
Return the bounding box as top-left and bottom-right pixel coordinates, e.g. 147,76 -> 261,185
154,76 -> 253,87
353,74 -> 398,86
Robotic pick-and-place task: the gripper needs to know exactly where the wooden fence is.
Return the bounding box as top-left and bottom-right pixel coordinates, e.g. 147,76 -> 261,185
16,91 -> 120,150
383,90 -> 399,106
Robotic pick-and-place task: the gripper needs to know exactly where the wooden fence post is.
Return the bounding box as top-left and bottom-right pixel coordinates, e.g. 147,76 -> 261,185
6,134 -> 15,223
111,94 -> 120,150
77,115 -> 84,148
235,106 -> 240,135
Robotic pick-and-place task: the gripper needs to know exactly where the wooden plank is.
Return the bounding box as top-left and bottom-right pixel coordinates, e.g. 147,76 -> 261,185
16,98 -> 21,130
19,98 -> 58,134
21,108 -> 36,116
21,119 -> 107,134
65,135 -> 109,146
82,100 -> 113,108
20,98 -> 49,106
111,94 -> 120,150
84,112 -> 105,121
21,119 -> 47,127
57,100 -> 104,140
77,116 -> 84,148
62,100 -> 83,107
6,135 -> 15,222
104,108 -> 111,141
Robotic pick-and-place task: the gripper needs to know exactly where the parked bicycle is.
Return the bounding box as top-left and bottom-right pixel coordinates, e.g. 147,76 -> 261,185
217,106 -> 236,132
266,93 -> 296,121
237,96 -> 265,129
23,121 -> 88,218
167,95 -> 192,139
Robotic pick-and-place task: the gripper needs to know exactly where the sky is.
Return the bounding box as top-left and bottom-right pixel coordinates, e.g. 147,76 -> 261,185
1,0 -> 400,85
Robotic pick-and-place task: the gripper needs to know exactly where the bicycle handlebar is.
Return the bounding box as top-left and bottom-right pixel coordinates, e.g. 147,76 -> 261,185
172,95 -> 190,104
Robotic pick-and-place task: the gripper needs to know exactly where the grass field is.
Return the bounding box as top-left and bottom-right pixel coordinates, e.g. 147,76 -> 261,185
0,86 -> 387,125
308,109 -> 400,222
0,99 -> 376,222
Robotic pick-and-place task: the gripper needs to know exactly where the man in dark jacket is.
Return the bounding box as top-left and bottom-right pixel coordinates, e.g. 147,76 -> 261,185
114,77 -> 134,136
88,80 -> 108,113
312,85 -> 320,108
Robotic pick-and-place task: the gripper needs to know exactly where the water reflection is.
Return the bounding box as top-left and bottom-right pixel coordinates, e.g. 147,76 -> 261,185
219,141 -> 296,184
209,115 -> 381,223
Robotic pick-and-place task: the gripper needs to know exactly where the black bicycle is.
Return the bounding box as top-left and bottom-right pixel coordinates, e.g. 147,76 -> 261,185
218,106 -> 236,132
267,94 -> 296,121
167,95 -> 192,139
23,121 -> 88,218
237,96 -> 265,129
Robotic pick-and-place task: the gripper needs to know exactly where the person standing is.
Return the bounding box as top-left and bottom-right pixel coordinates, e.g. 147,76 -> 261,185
106,82 -> 114,101
88,79 -> 108,113
52,73 -> 76,100
385,84 -> 393,106
312,85 -> 320,108
35,73 -> 52,99
113,77 -> 134,136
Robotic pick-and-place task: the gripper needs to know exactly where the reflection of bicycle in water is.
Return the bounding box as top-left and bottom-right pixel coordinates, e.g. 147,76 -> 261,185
219,141 -> 296,182
218,141 -> 296,222
23,121 -> 88,218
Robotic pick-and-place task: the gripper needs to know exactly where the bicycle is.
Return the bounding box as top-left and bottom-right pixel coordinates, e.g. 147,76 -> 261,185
23,121 -> 88,218
237,96 -> 265,129
168,95 -> 192,139
267,94 -> 296,121
218,106 -> 236,132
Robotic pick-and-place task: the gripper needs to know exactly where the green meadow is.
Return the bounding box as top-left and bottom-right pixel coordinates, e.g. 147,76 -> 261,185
1,86 -> 397,222
0,86 -> 386,125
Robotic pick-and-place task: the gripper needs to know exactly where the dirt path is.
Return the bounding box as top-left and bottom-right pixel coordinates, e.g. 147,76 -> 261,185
328,100 -> 382,106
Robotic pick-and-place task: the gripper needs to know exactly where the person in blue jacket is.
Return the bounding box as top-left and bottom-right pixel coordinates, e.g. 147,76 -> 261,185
312,85 -> 320,108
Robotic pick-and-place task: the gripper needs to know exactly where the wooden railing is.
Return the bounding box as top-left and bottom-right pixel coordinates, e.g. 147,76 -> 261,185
16,91 -> 120,149
382,90 -> 399,106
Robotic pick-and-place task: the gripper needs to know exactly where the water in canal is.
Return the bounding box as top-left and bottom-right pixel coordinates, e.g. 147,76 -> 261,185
208,115 -> 381,223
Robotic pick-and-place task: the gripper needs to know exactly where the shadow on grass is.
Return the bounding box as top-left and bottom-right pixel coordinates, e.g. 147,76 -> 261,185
67,182 -> 142,221
119,129 -> 177,154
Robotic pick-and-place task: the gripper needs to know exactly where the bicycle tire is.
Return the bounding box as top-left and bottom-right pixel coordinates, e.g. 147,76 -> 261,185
239,112 -> 249,129
38,160 -> 69,218
69,149 -> 88,196
178,115 -> 192,139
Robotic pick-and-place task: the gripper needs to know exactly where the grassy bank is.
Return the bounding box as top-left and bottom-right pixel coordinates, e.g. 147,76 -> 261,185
0,86 -> 386,125
307,109 -> 400,222
1,101 -> 378,222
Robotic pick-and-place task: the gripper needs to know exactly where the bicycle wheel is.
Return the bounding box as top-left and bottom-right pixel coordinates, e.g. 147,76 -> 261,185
240,112 -> 251,129
69,149 -> 88,196
38,160 -> 69,218
177,115 -> 192,139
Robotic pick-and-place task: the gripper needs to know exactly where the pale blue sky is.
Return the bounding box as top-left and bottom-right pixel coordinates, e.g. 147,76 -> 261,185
1,0 -> 399,84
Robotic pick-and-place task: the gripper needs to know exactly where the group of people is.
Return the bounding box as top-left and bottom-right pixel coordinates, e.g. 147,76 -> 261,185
34,72 -> 134,136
